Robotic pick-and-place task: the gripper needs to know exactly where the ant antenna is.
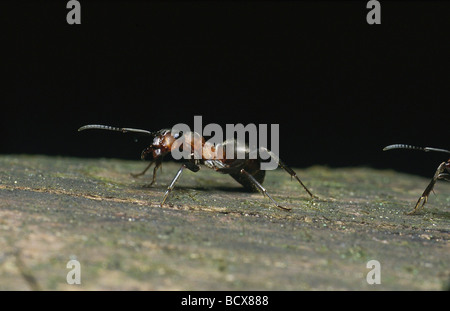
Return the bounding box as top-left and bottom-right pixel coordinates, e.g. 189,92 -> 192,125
78,124 -> 154,136
383,144 -> 450,154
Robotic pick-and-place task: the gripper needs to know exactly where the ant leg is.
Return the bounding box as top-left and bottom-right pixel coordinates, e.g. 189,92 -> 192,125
159,162 -> 200,206
410,162 -> 448,214
258,147 -> 315,198
240,169 -> 291,211
131,160 -> 154,178
160,164 -> 186,206
149,162 -> 162,186
131,159 -> 163,186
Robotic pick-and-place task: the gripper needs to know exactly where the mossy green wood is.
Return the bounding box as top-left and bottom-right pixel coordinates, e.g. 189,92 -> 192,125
0,155 -> 449,290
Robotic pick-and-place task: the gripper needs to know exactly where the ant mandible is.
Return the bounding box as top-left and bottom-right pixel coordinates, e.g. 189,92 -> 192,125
78,124 -> 315,210
384,144 -> 450,214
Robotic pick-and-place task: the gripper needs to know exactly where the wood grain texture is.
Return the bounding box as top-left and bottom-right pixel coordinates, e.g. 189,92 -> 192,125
0,155 -> 449,290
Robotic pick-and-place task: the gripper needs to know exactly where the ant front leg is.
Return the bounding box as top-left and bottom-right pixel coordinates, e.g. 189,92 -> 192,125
131,158 -> 162,187
240,169 -> 291,211
160,162 -> 200,206
410,161 -> 450,214
131,160 -> 154,178
257,147 -> 315,198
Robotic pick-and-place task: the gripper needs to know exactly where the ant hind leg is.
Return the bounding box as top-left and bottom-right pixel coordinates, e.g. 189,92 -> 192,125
240,168 -> 291,211
258,147 -> 315,198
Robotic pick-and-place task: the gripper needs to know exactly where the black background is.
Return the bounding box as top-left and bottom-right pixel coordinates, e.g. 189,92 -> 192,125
2,1 -> 450,177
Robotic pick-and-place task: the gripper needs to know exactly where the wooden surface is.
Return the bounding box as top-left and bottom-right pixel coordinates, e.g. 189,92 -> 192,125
0,155 -> 449,290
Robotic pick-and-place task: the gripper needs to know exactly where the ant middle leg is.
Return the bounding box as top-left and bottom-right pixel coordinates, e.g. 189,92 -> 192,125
240,168 -> 291,211
161,164 -> 185,206
160,162 -> 200,206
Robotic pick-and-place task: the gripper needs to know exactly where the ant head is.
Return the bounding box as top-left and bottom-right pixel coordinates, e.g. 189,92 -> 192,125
140,129 -> 184,160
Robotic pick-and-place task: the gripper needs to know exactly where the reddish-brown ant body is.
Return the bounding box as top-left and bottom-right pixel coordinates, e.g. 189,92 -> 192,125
383,144 -> 450,214
78,124 -> 315,210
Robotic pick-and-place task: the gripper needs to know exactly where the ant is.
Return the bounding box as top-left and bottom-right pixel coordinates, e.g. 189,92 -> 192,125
383,144 -> 450,214
78,124 -> 315,210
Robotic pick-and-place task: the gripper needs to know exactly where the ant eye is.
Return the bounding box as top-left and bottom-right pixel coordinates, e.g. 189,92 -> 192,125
174,131 -> 183,139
